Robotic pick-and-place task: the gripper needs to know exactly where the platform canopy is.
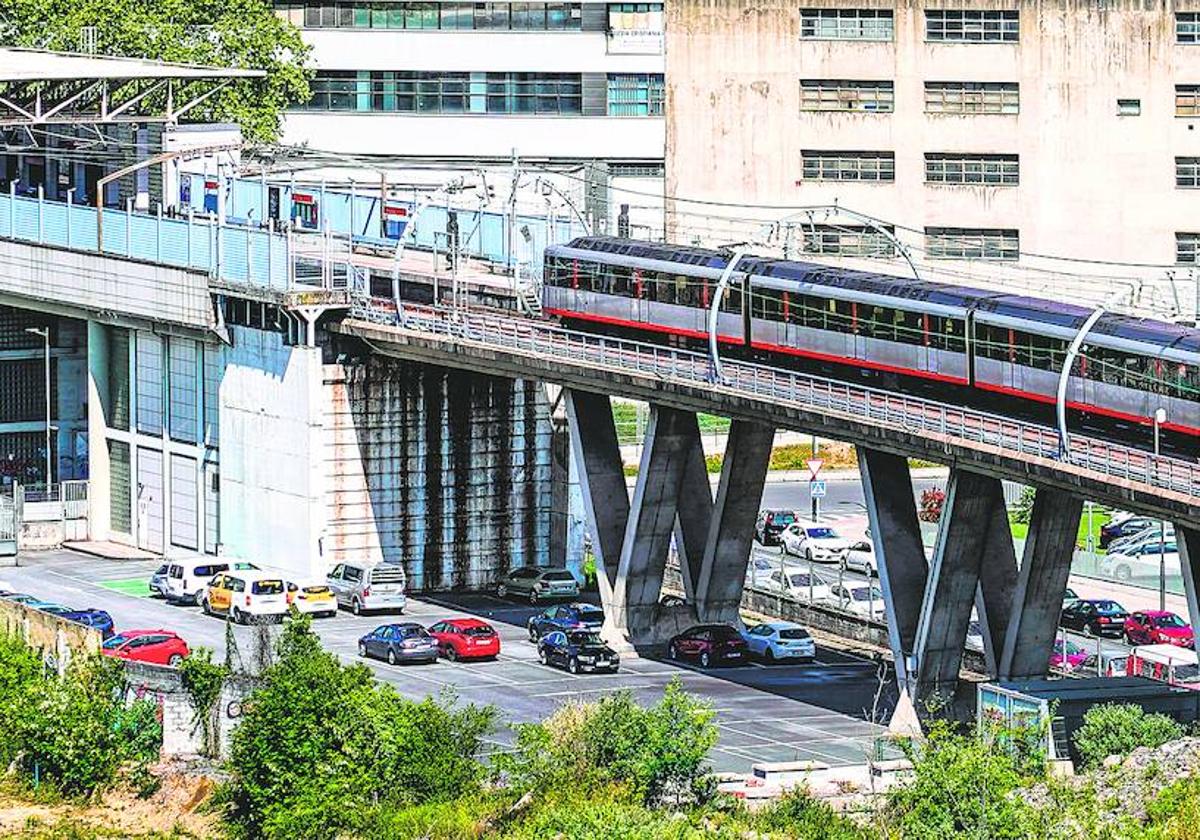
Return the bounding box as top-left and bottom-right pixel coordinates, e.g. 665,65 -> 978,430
0,48 -> 265,125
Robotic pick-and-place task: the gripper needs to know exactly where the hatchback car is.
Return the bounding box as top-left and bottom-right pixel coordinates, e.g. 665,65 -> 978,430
537,629 -> 619,674
1059,599 -> 1129,637
1124,611 -> 1195,648
741,621 -> 816,662
357,623 -> 438,665
148,563 -> 170,598
667,624 -> 748,668
763,569 -> 832,604
36,604 -> 115,639
826,583 -> 886,621
842,539 -> 877,576
1051,638 -> 1088,671
201,571 -> 289,624
428,618 -> 501,661
1098,543 -> 1178,583
527,602 -> 605,640
286,582 -> 338,618
754,509 -> 797,546
780,523 -> 851,563
496,566 -> 580,604
102,630 -> 190,666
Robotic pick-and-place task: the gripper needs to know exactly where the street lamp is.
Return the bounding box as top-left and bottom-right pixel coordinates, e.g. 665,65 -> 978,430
1154,407 -> 1167,611
24,327 -> 51,489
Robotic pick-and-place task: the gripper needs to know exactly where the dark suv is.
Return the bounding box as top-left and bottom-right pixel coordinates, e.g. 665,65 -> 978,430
755,509 -> 797,546
527,603 -> 606,641
666,624 -> 748,668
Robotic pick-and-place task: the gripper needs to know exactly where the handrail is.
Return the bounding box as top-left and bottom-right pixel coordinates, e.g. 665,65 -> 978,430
347,301 -> 1200,501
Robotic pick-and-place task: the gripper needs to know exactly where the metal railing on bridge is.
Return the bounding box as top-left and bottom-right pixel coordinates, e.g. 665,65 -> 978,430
351,302 -> 1200,500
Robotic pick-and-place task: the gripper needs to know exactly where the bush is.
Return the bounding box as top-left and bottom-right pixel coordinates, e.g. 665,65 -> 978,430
1073,703 -> 1184,770
1011,485 -> 1037,525
748,788 -> 870,839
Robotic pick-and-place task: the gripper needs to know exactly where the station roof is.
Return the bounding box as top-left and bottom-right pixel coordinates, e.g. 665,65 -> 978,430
0,48 -> 265,125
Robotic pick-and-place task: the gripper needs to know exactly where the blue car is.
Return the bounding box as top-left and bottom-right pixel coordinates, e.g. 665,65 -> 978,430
357,623 -> 438,665
36,604 -> 116,640
527,602 -> 606,641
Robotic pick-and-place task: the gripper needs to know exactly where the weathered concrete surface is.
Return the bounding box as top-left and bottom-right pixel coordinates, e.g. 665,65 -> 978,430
0,598 -> 99,674
975,487 -> 1020,679
335,319 -> 1200,529
999,488 -> 1085,680
673,412 -> 712,603
566,389 -> 628,600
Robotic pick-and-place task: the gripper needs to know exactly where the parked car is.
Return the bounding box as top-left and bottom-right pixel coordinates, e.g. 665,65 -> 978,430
1078,649 -> 1130,678
666,624 -> 748,668
496,566 -> 580,604
163,559 -> 235,605
1100,514 -> 1160,548
740,621 -> 816,662
1059,599 -> 1129,638
428,618 -> 501,661
966,619 -> 984,653
148,563 -> 170,598
36,604 -> 116,639
825,583 -> 886,621
326,561 -> 407,615
842,539 -> 877,576
779,523 -> 851,563
1108,524 -> 1176,556
1050,638 -> 1089,671
1,593 -> 42,604
286,581 -> 338,618
754,509 -> 797,546
762,569 -> 832,604
527,602 -> 606,640
1063,587 -> 1080,606
1124,610 -> 1195,648
357,623 -> 438,665
1098,542 -> 1179,582
200,570 -> 289,624
102,629 -> 190,666
537,629 -> 620,674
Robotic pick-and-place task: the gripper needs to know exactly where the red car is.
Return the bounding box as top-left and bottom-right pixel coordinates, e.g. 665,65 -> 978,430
101,629 -> 190,666
1125,611 -> 1195,648
1050,638 -> 1088,672
427,618 -> 501,661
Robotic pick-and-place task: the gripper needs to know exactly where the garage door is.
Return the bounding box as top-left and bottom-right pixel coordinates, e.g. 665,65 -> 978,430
170,453 -> 198,551
136,447 -> 163,553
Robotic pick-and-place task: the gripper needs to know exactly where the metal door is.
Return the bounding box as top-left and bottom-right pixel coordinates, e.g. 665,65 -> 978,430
0,488 -> 15,556
170,454 -> 198,551
136,448 -> 164,553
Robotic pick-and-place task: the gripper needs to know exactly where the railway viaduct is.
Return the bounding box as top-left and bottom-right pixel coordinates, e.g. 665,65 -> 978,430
338,308 -> 1200,710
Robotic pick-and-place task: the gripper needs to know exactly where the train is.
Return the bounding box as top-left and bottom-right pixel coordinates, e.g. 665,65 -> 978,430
541,236 -> 1200,454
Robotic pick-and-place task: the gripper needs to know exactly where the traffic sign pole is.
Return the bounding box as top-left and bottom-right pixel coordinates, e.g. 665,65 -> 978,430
808,449 -> 823,523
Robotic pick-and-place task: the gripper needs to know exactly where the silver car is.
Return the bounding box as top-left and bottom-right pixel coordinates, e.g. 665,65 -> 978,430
148,563 -> 169,597
326,561 -> 407,616
496,566 -> 580,604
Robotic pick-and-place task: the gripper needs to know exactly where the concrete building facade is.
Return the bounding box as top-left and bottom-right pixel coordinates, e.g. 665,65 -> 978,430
665,0 -> 1200,297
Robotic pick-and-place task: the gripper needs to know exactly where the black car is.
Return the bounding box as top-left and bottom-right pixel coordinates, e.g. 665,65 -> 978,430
1060,599 -> 1129,638
666,624 -> 748,668
1099,516 -> 1157,549
537,629 -> 619,674
527,602 -> 606,640
754,509 -> 797,546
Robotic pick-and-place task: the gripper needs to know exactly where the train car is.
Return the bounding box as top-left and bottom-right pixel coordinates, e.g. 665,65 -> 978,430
542,236 -> 1200,450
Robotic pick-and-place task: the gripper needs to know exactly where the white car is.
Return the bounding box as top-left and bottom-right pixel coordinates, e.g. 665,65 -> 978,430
1108,524 -> 1175,555
842,539 -> 877,577
741,621 -> 817,662
763,569 -> 832,604
1098,543 -> 1179,583
825,583 -> 886,621
780,523 -> 851,563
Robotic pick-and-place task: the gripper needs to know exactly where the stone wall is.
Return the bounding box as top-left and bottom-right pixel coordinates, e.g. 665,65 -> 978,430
0,597 -> 99,673
122,662 -> 257,760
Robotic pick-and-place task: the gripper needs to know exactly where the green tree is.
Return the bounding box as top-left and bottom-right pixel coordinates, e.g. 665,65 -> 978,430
1073,703 -> 1184,770
1,0 -> 311,141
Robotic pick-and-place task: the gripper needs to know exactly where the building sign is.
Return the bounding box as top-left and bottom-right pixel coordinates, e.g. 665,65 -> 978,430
382,203 -> 409,240
607,29 -> 665,54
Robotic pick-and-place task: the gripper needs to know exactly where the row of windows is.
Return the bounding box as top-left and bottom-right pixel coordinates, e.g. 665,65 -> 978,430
1179,233 -> 1200,264
800,80 -> 894,112
800,152 -> 1019,185
1178,157 -> 1200,187
926,227 -> 1019,260
299,71 -> 662,116
800,9 -> 1200,45
277,2 -> 584,30
802,225 -> 897,257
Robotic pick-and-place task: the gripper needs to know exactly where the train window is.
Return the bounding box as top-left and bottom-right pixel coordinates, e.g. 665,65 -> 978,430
722,284 -> 743,314
942,318 -> 964,354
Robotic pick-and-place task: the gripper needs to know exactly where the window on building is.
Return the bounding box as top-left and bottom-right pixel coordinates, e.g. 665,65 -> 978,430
925,9 -> 1018,42
802,225 -> 897,257
801,151 -> 895,182
608,3 -> 663,30
301,71 -> 583,114
926,227 -> 1019,260
925,153 -> 1018,185
278,2 -> 584,31
1178,12 -> 1200,43
1117,98 -> 1141,116
1178,232 -> 1200,264
925,81 -> 1019,114
1177,157 -> 1200,188
607,74 -> 665,116
609,162 -> 666,177
800,80 -> 894,113
1176,85 -> 1200,117
799,8 -> 894,40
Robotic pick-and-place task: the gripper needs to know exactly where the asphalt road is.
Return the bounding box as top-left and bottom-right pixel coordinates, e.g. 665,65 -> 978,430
2,550 -> 898,773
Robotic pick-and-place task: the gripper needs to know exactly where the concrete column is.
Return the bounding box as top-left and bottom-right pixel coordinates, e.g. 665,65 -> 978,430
913,470 -> 1009,708
672,412 -> 711,602
85,321 -> 112,542
611,406 -> 695,637
975,495 -> 1019,679
859,448 -> 928,693
695,419 -> 774,623
564,390 -> 628,599
999,488 -> 1083,680
1177,526 -> 1200,644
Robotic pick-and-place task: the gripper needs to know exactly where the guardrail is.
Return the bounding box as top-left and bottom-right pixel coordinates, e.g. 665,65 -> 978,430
350,302 -> 1200,500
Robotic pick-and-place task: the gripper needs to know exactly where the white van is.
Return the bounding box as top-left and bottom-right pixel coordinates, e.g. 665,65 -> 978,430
200,569 -> 290,624
163,558 -> 259,605
326,561 -> 407,615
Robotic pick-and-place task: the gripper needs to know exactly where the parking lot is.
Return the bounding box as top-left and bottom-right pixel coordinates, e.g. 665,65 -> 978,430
2,550 -> 897,773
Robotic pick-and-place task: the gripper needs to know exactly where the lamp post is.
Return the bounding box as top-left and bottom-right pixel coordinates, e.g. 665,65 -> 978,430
24,327 -> 51,488
1154,407 -> 1167,611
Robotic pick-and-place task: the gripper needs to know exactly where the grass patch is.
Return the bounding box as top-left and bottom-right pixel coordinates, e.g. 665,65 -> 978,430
97,578 -> 154,598
1010,509 -> 1110,549
611,402 -> 731,445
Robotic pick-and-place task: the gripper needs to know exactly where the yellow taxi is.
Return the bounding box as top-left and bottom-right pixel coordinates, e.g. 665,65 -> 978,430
200,570 -> 289,624
287,581 -> 338,618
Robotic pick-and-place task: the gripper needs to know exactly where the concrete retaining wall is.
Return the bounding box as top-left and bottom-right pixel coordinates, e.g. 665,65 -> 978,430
0,597 -> 99,673
122,662 -> 256,759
